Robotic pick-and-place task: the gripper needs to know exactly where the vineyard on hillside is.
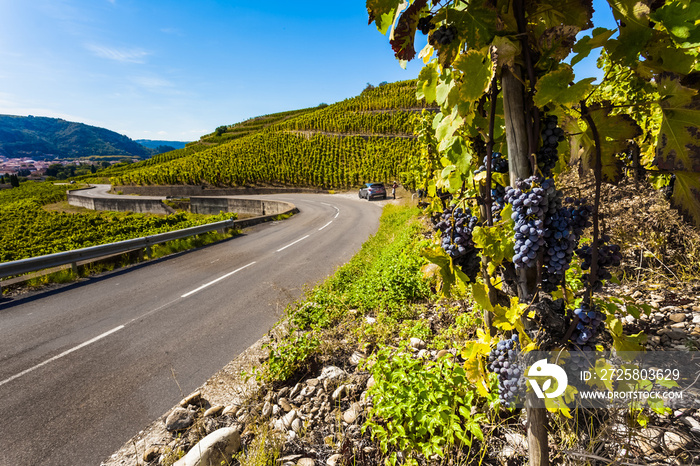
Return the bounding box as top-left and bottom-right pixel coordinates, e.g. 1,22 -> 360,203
109,80 -> 434,190
112,133 -> 420,189
0,183 -> 235,263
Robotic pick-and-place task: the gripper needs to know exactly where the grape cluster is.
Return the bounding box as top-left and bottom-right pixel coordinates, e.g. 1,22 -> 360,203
431,25 -> 458,45
571,302 -> 606,346
565,198 -> 593,237
487,334 -> 524,406
537,115 -> 565,176
576,235 -> 622,291
474,152 -> 509,175
505,177 -> 557,269
541,210 -> 576,291
434,206 -> 478,260
566,344 -> 596,388
540,198 -> 592,292
417,15 -> 435,35
491,185 -> 506,220
433,206 -> 481,280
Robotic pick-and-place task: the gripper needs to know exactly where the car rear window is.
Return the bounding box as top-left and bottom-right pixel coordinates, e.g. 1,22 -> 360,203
370,183 -> 384,188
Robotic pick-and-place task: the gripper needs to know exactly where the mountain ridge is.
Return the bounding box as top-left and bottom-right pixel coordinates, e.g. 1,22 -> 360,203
0,114 -> 154,159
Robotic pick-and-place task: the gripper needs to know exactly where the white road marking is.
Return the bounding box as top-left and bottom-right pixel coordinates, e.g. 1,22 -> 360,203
0,325 -> 125,388
276,235 -> 310,252
181,262 -> 257,298
318,221 -> 333,231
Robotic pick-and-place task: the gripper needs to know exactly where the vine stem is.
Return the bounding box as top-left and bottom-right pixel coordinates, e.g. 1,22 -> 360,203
514,0 -> 539,172
581,101 -> 602,305
485,76 -> 498,228
481,76 -> 500,337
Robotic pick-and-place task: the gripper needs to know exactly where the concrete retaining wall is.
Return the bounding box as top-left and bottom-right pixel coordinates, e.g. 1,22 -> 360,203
68,186 -> 297,218
190,197 -> 295,216
116,185 -> 326,197
67,190 -> 172,215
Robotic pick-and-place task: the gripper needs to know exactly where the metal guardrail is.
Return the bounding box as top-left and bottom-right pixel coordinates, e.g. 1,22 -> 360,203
0,218 -> 236,286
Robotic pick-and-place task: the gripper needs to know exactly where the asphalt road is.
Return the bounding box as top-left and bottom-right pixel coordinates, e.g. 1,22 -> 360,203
0,193 -> 383,466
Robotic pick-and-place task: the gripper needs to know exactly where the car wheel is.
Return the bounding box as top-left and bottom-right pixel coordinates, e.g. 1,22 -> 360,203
382,194 -> 387,200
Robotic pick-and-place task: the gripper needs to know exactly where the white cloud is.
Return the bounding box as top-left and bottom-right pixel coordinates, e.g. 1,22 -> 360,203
85,43 -> 150,63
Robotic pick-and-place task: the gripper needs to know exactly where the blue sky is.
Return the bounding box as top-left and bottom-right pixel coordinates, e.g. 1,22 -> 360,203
0,1 -> 614,142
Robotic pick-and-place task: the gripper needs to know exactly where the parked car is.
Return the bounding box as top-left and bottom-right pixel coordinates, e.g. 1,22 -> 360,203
359,182 -> 387,200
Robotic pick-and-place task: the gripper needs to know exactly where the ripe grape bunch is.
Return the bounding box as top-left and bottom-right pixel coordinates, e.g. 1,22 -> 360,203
505,176 -> 557,269
540,197 -> 593,292
434,205 -> 478,260
571,302 -> 606,347
474,152 -> 509,175
487,334 -> 524,406
576,234 -> 622,291
431,25 -> 458,45
434,205 -> 480,279
537,115 -> 566,176
565,197 -> 593,237
417,15 -> 435,35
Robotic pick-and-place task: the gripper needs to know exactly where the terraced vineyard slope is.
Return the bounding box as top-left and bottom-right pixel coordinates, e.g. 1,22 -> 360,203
110,81 -> 435,190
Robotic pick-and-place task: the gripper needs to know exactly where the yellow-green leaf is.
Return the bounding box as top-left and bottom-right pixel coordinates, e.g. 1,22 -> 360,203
453,49 -> 494,103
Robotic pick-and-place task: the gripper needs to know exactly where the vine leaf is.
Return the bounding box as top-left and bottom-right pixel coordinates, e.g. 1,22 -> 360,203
572,102 -> 642,183
491,35 -> 520,69
420,246 -> 467,296
654,74 -> 700,172
533,65 -> 595,108
670,171 -> 700,227
472,225 -> 515,267
416,64 -> 439,103
650,0 -> 700,49
528,0 -> 593,33
570,27 -> 615,66
390,0 -> 428,61
453,50 -> 494,103
643,35 -> 699,75
366,0 -> 404,34
432,0 -> 497,50
605,0 -> 654,65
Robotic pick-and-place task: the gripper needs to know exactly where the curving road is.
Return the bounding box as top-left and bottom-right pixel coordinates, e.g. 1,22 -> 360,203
0,193 -> 383,466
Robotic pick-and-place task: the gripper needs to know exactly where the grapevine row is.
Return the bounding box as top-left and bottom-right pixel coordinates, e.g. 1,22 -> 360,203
278,108 -> 418,135
0,184 -> 236,263
112,132 -> 419,189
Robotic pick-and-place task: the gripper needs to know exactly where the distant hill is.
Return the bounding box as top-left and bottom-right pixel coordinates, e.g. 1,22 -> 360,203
0,115 -> 154,159
135,140 -> 189,151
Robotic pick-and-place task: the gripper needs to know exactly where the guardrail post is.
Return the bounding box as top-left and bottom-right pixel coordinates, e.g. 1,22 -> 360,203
146,245 -> 152,259
71,262 -> 78,275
